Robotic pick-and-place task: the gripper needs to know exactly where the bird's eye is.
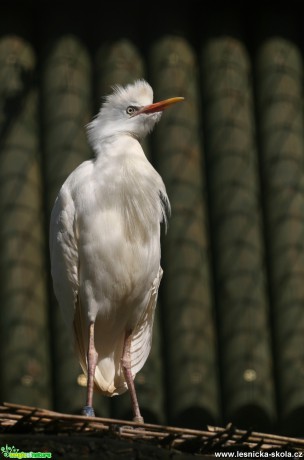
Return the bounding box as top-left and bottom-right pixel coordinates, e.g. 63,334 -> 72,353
126,106 -> 137,116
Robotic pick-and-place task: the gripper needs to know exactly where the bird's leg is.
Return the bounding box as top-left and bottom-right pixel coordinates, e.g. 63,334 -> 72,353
121,330 -> 144,424
82,321 -> 98,417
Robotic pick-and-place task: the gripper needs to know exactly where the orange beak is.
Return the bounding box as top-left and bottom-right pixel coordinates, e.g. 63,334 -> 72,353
133,96 -> 184,116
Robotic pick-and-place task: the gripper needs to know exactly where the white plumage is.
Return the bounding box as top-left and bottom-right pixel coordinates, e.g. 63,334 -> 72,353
50,79 -> 183,421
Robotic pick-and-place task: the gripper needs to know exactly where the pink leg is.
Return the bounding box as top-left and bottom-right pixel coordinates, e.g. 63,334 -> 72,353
121,330 -> 144,423
82,321 -> 98,417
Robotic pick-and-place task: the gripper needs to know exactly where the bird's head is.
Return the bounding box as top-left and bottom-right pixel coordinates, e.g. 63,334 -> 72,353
87,79 -> 184,154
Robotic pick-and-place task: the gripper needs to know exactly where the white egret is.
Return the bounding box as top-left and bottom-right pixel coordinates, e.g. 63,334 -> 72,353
50,79 -> 184,422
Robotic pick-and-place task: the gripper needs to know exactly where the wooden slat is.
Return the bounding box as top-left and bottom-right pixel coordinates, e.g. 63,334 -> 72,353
1,402 -> 304,454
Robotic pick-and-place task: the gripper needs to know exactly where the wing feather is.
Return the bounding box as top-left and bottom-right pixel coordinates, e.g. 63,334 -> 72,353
130,267 -> 163,373
50,189 -> 79,337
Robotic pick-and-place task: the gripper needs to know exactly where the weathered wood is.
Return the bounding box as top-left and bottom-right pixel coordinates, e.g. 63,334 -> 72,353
0,402 -> 303,459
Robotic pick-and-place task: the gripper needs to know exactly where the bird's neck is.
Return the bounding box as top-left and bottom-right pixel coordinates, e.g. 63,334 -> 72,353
95,135 -> 169,241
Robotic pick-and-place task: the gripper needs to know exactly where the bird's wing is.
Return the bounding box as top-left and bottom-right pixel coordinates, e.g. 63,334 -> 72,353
130,266 -> 163,375
50,193 -> 89,376
49,188 -> 79,337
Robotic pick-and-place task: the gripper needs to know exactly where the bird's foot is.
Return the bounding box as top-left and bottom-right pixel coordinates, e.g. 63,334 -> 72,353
133,415 -> 144,424
81,405 -> 95,417
118,424 -> 145,433
114,415 -> 144,433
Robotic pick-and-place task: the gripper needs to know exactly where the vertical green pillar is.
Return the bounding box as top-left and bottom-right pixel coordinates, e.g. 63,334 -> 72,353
256,38 -> 304,435
202,37 -> 276,430
42,35 -> 108,416
150,36 -> 220,428
95,39 -> 145,96
0,36 -> 51,408
95,39 -> 165,423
